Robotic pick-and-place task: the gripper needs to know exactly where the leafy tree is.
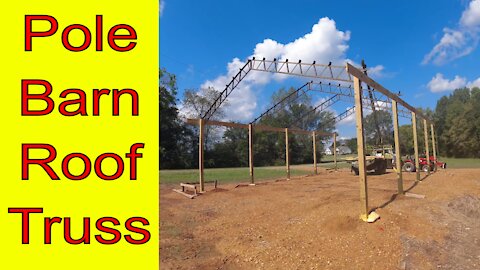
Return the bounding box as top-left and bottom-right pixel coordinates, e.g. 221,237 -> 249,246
160,68 -> 195,169
345,138 -> 358,154
182,87 -> 226,154
431,87 -> 480,158
364,110 -> 393,146
252,87 -> 335,165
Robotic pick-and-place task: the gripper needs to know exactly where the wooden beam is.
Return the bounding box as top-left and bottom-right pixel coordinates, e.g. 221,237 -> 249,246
314,130 -> 334,136
285,128 -> 290,180
333,132 -> 337,171
186,118 -> 249,129
423,119 -> 430,175
289,129 -> 312,135
430,123 -> 437,172
312,131 -> 317,175
248,124 -> 254,184
392,100 -> 404,194
198,118 -> 205,192
346,63 -> 432,123
254,125 -> 285,133
353,76 -> 369,220
412,112 -> 420,182
186,118 -> 334,136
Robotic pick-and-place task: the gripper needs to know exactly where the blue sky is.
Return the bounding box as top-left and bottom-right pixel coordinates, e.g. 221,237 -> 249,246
160,0 -> 480,138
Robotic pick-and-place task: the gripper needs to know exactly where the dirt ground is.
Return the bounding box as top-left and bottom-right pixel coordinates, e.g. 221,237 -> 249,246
160,168 -> 480,269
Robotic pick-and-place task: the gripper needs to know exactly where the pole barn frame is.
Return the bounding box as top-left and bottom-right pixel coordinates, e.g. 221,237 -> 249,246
392,100 -> 404,195
430,124 -> 437,172
423,119 -> 431,175
186,118 -> 334,186
412,112 -> 421,182
196,58 -> 436,222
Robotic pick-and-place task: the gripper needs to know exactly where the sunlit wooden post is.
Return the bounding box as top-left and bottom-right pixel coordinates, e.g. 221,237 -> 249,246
430,123 -> 437,172
312,131 -> 317,175
423,119 -> 430,175
412,112 -> 420,181
353,76 -> 369,220
199,118 -> 205,192
285,128 -> 290,180
392,100 -> 404,194
248,124 -> 254,184
333,132 -> 338,170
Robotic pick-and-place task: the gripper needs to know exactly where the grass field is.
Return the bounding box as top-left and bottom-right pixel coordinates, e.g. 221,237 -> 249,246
160,159 -> 349,184
160,157 -> 479,184
438,157 -> 480,168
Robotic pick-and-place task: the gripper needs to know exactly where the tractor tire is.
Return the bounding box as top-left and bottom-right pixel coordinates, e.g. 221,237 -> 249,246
421,164 -> 430,172
402,162 -> 415,172
351,166 -> 359,175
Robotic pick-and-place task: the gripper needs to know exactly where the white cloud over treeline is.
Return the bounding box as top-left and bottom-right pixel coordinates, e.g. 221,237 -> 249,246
423,0 -> 480,65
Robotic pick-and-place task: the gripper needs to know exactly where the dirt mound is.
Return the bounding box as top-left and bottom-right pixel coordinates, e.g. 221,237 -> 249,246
447,195 -> 480,219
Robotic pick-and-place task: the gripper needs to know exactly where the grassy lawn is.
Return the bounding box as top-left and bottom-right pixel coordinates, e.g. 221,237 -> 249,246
160,161 -> 349,184
438,157 -> 480,169
320,154 -> 353,162
160,157 -> 479,185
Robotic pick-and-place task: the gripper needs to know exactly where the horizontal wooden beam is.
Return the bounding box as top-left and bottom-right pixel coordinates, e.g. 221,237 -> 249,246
186,118 -> 249,129
346,63 -> 432,123
186,118 -> 334,136
253,124 -> 285,133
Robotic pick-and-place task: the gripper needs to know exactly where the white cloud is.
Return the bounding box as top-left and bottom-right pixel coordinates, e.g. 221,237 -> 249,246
346,59 -> 386,79
467,77 -> 480,88
367,65 -> 385,79
461,0 -> 480,28
423,0 -> 480,65
337,107 -> 356,125
427,73 -> 467,92
200,17 -> 355,122
426,73 -> 480,92
160,0 -> 165,16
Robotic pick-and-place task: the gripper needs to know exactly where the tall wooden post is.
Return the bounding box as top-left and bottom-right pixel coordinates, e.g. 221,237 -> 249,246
312,131 -> 317,175
353,76 -> 369,220
412,112 -> 420,182
248,124 -> 254,184
333,132 -> 338,170
430,124 -> 437,172
423,119 -> 430,175
285,128 -> 290,180
198,118 -> 205,192
392,100 -> 404,194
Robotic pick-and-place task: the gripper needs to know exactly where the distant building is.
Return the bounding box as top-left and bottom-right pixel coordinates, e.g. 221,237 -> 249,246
336,145 -> 352,155
324,145 -> 352,155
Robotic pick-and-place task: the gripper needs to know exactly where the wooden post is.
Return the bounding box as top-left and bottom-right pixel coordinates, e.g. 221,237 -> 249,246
392,100 -> 404,194
333,132 -> 338,171
353,76 -> 369,220
199,118 -> 205,192
312,131 -> 317,175
248,124 -> 254,184
423,119 -> 430,175
412,112 -> 420,182
430,123 -> 437,172
285,128 -> 290,180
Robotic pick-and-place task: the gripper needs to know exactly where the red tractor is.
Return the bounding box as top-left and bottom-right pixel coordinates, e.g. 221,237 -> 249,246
402,155 -> 446,172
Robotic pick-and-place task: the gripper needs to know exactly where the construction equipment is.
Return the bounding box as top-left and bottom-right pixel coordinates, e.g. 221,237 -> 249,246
347,61 -> 391,175
402,155 -> 446,172
347,156 -> 388,175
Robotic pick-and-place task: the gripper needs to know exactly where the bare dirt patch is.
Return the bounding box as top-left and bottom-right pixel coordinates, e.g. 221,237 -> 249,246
160,168 -> 480,269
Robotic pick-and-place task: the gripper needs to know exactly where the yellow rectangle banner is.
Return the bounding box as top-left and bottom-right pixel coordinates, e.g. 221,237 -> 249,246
1,1 -> 158,269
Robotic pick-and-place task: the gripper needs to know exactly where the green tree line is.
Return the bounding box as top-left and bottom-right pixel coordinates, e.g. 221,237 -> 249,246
160,68 -> 480,169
